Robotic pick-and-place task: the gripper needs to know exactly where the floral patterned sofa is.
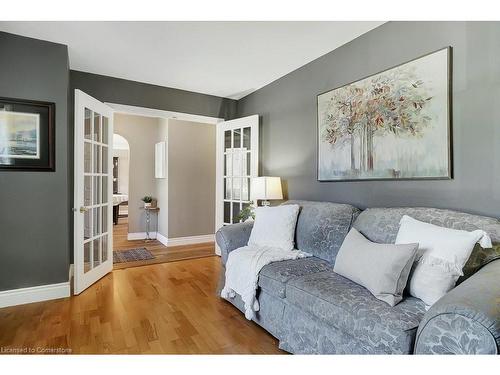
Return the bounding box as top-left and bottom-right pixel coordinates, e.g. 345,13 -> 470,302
216,200 -> 500,354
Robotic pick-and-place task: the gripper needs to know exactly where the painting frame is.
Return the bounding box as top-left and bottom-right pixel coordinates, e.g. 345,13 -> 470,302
317,46 -> 453,182
0,97 -> 55,171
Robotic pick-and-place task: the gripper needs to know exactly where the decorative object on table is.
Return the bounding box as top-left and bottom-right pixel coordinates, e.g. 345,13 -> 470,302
250,176 -> 283,206
141,195 -> 153,208
113,248 -> 155,264
155,141 -> 167,178
0,97 -> 55,171
317,47 -> 452,181
237,202 -> 256,222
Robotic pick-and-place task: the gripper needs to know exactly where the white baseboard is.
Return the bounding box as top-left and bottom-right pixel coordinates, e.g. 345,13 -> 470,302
156,232 -> 169,246
127,232 -> 157,240
167,234 -> 215,247
0,282 -> 71,309
126,232 -> 214,247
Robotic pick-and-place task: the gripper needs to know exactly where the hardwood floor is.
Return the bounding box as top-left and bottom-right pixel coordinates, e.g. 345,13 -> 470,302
113,217 -> 216,270
0,256 -> 284,354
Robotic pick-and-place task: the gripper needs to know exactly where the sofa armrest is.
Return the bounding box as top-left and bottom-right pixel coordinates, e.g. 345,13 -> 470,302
216,221 -> 254,265
415,259 -> 500,354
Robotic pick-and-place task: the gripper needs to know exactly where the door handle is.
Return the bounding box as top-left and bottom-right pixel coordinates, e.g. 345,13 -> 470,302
79,206 -> 89,213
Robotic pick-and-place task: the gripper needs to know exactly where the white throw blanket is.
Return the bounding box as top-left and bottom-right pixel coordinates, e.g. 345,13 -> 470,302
221,245 -> 310,320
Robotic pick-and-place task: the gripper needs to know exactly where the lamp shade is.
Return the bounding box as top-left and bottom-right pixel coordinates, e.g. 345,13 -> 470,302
250,176 -> 283,201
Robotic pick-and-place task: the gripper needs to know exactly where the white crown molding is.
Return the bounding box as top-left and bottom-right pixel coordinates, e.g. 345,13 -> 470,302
0,282 -> 70,309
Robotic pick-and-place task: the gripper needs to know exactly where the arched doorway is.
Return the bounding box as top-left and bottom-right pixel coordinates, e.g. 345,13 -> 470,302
112,133 -> 130,231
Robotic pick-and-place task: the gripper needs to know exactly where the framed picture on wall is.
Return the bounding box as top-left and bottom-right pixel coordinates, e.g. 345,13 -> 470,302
0,97 -> 55,171
317,46 -> 452,181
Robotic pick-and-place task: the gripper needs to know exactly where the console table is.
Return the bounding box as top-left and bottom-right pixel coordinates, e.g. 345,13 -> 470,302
141,206 -> 159,241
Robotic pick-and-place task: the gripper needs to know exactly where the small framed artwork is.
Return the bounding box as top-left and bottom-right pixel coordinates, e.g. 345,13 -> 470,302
0,97 -> 55,171
317,47 -> 452,181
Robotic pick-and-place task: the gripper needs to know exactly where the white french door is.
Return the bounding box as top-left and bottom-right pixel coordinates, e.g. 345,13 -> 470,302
73,89 -> 114,294
215,115 -> 259,254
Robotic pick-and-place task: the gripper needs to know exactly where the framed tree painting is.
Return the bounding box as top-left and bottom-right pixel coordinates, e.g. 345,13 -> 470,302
317,47 -> 452,181
0,97 -> 55,171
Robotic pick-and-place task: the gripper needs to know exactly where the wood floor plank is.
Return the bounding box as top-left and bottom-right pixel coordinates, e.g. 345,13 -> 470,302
112,217 -> 216,270
0,256 -> 284,354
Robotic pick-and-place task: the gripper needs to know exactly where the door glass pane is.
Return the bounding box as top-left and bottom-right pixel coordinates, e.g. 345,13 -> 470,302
224,130 -> 231,151
242,178 -> 250,201
102,205 -> 108,234
224,202 -> 231,224
233,129 -> 241,149
232,202 -> 241,223
84,242 -> 91,273
93,238 -> 101,268
102,236 -> 108,262
84,108 -> 92,140
93,176 -> 101,205
84,176 -> 92,206
241,152 -> 249,176
233,178 -> 241,200
93,207 -> 101,236
84,209 -> 91,240
102,116 -> 109,145
242,202 -> 251,216
93,112 -> 101,142
102,146 -> 108,173
233,151 -> 242,176
102,176 -> 108,203
84,142 -> 92,173
224,154 -> 232,176
243,127 -> 251,150
246,152 -> 251,176
225,178 -> 232,200
94,145 -> 101,173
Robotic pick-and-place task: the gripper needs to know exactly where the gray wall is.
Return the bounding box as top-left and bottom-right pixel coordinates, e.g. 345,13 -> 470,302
0,32 -> 70,291
237,21 -> 500,217
168,119 -> 216,238
114,113 -> 164,234
156,118 -> 169,238
70,70 -> 237,120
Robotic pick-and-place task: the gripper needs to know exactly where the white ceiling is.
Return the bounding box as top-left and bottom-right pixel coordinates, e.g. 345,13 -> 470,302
0,21 -> 383,99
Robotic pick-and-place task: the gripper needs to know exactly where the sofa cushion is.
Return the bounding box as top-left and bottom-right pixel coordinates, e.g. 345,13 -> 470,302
258,257 -> 331,299
353,207 -> 500,244
286,271 -> 426,353
282,200 -> 360,263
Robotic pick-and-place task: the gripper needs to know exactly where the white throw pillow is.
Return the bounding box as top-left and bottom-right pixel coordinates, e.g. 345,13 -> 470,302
395,215 -> 492,307
334,228 -> 418,306
248,204 -> 300,251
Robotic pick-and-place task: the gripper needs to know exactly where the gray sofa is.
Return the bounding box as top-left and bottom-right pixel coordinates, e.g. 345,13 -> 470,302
216,200 -> 500,354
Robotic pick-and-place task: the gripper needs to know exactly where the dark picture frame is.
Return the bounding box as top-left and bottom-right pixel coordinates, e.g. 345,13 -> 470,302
0,97 -> 55,171
317,46 -> 453,182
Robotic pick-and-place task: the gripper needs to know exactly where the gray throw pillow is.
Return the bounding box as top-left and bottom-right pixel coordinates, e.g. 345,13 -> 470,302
334,228 -> 419,306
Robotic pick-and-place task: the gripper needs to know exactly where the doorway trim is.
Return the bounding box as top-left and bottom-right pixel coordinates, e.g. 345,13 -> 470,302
107,102 -> 224,251
105,102 -> 224,125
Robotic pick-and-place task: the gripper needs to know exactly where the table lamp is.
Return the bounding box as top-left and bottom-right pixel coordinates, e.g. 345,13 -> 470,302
250,176 -> 283,206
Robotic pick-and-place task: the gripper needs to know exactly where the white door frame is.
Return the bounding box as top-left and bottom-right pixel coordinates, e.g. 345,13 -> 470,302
215,115 -> 259,255
105,102 -> 224,244
73,89 -> 114,295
